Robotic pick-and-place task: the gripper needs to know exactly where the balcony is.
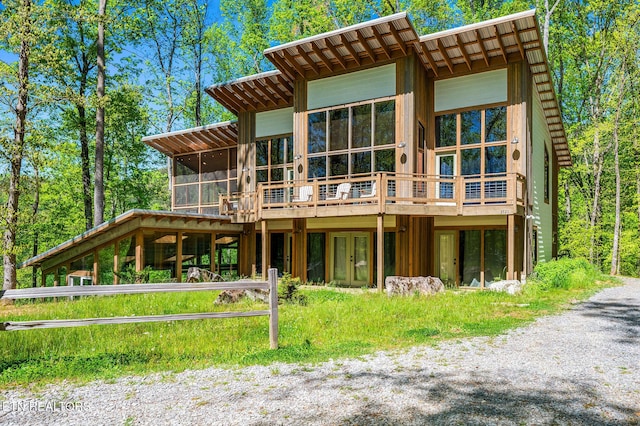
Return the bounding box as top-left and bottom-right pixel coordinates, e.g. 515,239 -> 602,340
219,173 -> 526,222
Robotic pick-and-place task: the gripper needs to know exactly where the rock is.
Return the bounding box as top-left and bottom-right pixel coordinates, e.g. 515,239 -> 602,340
487,280 -> 523,295
214,288 -> 269,304
385,276 -> 445,297
186,267 -> 223,283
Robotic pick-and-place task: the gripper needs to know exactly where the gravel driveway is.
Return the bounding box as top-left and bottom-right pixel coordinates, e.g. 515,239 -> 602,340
2,278 -> 639,425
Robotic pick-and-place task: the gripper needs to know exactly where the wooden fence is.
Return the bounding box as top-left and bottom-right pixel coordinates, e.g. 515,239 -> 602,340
0,268 -> 279,349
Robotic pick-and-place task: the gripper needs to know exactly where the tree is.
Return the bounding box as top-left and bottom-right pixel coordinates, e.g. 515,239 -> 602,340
0,0 -> 33,294
94,0 -> 107,226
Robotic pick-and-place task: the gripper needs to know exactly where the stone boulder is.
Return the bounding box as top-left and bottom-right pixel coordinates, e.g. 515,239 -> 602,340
214,288 -> 269,304
385,276 -> 445,297
186,267 -> 223,283
486,280 -> 523,295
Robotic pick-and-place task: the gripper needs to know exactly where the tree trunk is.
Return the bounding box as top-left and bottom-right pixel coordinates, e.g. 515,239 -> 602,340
78,103 -> 93,231
3,0 -> 31,296
94,0 -> 107,226
564,180 -> 571,220
589,125 -> 603,264
31,164 -> 40,288
610,68 -> 626,275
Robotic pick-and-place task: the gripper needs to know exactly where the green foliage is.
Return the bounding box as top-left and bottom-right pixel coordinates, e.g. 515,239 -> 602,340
113,265 -> 152,284
278,273 -> 307,305
532,258 -> 601,290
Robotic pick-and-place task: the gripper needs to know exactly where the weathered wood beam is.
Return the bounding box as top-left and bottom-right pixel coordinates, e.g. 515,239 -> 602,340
475,30 -> 490,67
340,34 -> 361,66
355,30 -> 376,62
267,53 -> 296,80
296,46 -> 321,75
282,49 -> 308,78
387,23 -> 406,55
511,22 -> 525,60
324,39 -> 347,70
422,44 -> 440,77
371,26 -> 392,60
437,38 -> 454,74
456,34 -> 472,71
309,42 -> 334,72
493,25 -> 508,64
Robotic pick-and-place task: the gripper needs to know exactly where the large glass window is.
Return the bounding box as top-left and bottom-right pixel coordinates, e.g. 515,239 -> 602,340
307,233 -> 326,283
307,98 -> 396,178
181,233 -> 212,282
484,229 -> 507,283
173,147 -> 237,214
144,231 -> 178,282
255,135 -> 293,185
435,105 -> 508,203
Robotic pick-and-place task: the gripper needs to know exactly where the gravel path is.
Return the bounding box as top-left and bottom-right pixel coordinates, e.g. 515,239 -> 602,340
2,278 -> 639,425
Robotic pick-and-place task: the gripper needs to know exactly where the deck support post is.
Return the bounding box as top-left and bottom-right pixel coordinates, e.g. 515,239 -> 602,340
377,214 -> 384,291
507,215 -> 515,280
268,268 -> 279,349
261,221 -> 268,280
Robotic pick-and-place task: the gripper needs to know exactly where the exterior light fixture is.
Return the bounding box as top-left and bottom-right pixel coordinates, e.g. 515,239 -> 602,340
397,142 -> 406,148
511,137 -> 519,144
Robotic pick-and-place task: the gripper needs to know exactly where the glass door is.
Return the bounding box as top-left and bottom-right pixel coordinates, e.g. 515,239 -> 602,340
435,230 -> 457,287
436,153 -> 456,202
330,232 -> 370,286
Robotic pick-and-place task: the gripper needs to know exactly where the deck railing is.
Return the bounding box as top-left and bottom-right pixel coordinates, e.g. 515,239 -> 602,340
220,173 -> 526,220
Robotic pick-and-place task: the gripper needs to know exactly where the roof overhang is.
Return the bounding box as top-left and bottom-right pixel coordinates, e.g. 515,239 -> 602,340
20,210 -> 237,269
142,121 -> 238,157
263,12 -> 419,80
205,70 -> 294,115
415,9 -> 570,166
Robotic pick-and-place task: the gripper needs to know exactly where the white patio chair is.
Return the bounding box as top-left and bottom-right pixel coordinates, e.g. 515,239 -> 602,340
326,183 -> 351,201
359,181 -> 377,199
292,185 -> 313,203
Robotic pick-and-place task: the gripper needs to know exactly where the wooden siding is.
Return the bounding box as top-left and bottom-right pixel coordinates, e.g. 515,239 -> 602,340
307,63 -> 396,110
532,84 -> 553,262
255,107 -> 294,138
434,68 -> 507,112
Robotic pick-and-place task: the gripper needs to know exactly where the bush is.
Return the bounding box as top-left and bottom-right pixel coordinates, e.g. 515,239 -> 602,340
533,257 -> 599,290
278,273 -> 307,305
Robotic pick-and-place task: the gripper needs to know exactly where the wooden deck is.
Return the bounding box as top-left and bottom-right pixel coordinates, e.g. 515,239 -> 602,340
220,173 -> 526,222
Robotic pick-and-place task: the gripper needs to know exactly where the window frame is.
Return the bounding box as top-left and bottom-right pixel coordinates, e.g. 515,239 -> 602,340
254,134 -> 294,186
306,96 -> 397,179
173,147 -> 238,214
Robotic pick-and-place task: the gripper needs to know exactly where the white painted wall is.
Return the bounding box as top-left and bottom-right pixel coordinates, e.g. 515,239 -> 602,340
255,107 -> 294,138
434,69 -> 507,113
532,85 -> 553,262
307,64 -> 396,110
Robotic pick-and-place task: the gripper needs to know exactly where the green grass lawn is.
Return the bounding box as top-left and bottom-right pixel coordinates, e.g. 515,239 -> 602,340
0,262 -> 616,387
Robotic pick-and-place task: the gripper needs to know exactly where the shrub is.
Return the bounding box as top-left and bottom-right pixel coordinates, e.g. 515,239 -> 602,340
278,273 -> 307,305
533,257 -> 599,290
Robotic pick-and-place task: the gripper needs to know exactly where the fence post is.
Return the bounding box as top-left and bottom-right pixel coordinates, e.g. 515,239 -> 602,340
268,268 -> 278,349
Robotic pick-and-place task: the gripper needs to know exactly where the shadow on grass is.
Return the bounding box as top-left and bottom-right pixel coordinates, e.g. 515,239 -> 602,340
251,369 -> 637,425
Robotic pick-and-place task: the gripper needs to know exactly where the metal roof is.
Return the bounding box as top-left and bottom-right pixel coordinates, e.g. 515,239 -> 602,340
264,12 -> 419,80
205,70 -> 294,115
414,9 -> 570,166
20,210 -> 234,269
142,121 -> 238,157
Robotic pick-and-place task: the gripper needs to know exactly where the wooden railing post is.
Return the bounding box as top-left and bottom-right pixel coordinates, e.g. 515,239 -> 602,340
268,268 -> 279,350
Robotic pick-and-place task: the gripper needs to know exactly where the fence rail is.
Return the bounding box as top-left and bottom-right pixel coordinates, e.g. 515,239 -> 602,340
0,268 -> 279,349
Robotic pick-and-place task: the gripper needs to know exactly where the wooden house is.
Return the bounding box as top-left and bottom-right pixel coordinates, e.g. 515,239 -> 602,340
22,10 -> 570,289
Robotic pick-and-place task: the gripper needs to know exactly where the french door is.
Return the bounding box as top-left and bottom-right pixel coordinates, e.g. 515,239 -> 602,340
435,230 -> 457,287
330,232 -> 370,286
